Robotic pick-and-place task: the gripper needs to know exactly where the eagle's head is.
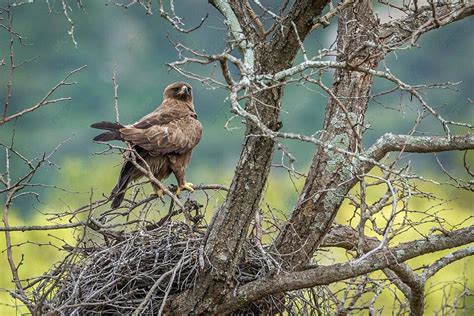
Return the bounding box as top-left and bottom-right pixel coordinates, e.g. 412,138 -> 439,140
164,82 -> 193,102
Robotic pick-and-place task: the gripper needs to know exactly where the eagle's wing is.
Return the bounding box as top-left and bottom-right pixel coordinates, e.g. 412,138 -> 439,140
131,99 -> 196,129
131,107 -> 180,129
120,114 -> 202,156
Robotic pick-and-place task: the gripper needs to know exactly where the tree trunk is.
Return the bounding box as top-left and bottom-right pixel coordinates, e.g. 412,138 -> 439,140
168,1 -> 329,313
274,0 -> 383,270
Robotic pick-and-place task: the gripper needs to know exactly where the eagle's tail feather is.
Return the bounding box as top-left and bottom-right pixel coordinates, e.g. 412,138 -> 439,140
91,121 -> 124,131
110,161 -> 134,208
93,131 -> 122,142
91,121 -> 124,142
111,188 -> 127,209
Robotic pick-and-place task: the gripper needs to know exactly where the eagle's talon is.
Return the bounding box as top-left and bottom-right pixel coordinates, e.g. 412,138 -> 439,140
150,188 -> 164,199
183,182 -> 194,192
176,182 -> 194,196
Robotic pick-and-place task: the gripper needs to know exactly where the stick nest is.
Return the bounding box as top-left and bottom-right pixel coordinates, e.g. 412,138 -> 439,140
34,221 -> 277,315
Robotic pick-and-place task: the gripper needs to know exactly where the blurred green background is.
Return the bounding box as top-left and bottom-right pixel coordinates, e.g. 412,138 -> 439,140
0,1 -> 472,314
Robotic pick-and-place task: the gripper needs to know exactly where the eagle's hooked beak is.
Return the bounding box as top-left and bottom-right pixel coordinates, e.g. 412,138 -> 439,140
178,86 -> 190,96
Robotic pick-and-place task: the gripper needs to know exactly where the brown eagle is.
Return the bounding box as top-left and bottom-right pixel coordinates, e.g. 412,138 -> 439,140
91,82 -> 202,208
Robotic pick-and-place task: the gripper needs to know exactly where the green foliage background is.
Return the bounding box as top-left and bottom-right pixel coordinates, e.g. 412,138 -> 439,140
0,1 -> 472,314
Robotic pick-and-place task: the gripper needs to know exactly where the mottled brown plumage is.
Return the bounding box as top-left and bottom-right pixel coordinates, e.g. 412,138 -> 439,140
91,82 -> 202,208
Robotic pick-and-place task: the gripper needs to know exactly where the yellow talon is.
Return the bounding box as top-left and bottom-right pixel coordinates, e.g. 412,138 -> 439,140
176,182 -> 194,196
183,182 -> 195,192
150,188 -> 163,198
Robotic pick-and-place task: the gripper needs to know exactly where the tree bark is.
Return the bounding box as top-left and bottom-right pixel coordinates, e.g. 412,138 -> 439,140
274,0 -> 382,269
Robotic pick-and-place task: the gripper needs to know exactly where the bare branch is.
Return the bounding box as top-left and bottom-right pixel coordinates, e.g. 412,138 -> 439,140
221,226 -> 474,313
61,0 -> 78,48
112,63 -> 120,122
421,246 -> 474,281
367,134 -> 474,162
158,0 -> 208,33
209,0 -> 255,72
379,2 -> 474,50
0,65 -> 87,126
